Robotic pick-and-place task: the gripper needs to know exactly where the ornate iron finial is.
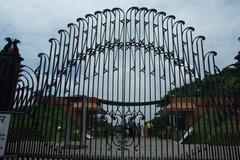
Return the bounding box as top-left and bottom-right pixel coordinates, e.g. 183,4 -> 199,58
1,37 -> 21,54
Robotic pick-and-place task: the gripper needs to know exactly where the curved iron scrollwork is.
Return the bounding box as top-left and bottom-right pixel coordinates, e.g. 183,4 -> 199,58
35,7 -> 210,101
104,104 -> 145,153
14,65 -> 38,113
24,6 -> 213,154
7,7 -> 237,159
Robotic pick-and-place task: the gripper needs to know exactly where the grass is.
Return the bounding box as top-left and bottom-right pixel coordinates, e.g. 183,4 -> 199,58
147,107 -> 239,145
187,107 -> 239,145
9,105 -> 79,141
9,105 -> 112,141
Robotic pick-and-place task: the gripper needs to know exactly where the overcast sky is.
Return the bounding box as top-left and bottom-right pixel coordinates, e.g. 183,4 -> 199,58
0,0 -> 240,69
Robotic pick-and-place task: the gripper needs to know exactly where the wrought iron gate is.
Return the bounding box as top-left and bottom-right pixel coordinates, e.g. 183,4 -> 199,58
1,7 -> 240,159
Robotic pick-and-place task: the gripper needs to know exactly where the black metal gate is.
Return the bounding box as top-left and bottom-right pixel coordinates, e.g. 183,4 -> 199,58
1,7 -> 240,159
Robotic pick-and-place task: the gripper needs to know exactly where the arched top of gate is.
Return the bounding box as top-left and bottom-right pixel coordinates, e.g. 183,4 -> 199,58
11,7 -> 221,112
35,7 -> 220,86
36,7 -> 221,101
41,7 -> 215,60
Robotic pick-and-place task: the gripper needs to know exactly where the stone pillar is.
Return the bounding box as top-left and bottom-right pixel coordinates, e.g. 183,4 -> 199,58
0,52 -> 23,112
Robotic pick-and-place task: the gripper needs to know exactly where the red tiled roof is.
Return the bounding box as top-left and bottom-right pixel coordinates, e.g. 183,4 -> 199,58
166,101 -> 196,112
166,96 -> 235,112
40,95 -> 102,112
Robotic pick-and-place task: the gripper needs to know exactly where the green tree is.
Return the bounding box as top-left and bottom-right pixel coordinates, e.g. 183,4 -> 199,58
221,50 -> 240,89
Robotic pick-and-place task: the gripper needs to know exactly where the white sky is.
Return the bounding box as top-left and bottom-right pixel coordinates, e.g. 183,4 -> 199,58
0,0 -> 240,69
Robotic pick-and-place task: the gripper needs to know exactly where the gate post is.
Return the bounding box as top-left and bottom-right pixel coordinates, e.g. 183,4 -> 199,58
0,38 -> 23,112
0,38 -> 22,157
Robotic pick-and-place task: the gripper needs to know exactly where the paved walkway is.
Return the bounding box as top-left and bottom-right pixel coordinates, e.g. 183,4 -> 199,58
7,138 -> 240,159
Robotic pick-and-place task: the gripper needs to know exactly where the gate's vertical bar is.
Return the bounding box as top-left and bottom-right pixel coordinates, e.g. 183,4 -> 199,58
193,36 -> 204,160
126,8 -> 132,158
121,8 -> 127,159
104,9 -> 113,157
137,9 -> 143,158
165,15 -> 172,159
155,12 -> 165,159
206,52 -> 221,159
235,87 -> 240,159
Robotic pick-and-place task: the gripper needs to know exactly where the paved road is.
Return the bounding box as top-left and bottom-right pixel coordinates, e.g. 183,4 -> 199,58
6,138 -> 240,159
